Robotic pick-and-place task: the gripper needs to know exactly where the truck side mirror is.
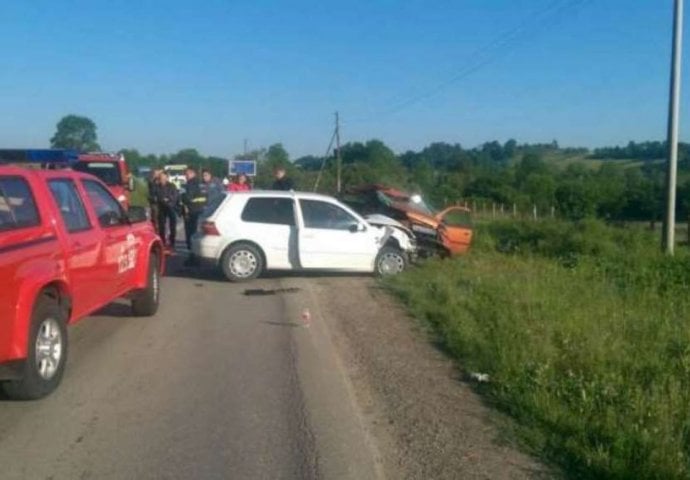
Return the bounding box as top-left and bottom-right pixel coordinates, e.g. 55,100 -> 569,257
127,205 -> 148,223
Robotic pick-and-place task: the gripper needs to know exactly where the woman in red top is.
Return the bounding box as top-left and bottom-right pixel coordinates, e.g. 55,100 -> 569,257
228,173 -> 251,192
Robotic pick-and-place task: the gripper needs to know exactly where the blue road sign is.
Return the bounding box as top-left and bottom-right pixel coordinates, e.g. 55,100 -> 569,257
230,160 -> 257,176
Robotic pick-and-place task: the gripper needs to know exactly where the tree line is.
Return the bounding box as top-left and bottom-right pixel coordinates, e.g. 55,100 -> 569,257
49,114 -> 687,224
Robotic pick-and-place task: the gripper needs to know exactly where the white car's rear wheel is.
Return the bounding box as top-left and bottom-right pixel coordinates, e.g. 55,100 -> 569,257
221,243 -> 264,282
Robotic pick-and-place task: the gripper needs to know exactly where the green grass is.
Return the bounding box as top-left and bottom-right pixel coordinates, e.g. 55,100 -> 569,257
129,178 -> 148,207
388,220 -> 690,478
538,151 -> 664,172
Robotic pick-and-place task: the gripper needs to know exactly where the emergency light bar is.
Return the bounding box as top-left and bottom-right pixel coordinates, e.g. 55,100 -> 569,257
0,149 -> 79,164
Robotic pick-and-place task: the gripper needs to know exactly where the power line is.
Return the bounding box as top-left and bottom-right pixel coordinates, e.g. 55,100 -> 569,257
313,127 -> 337,192
348,0 -> 591,124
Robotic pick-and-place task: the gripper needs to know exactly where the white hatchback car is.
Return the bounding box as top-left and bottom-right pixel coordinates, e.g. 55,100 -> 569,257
191,191 -> 416,282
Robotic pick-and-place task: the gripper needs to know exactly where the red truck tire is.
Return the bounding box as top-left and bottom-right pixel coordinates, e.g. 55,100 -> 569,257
2,294 -> 68,400
131,253 -> 160,317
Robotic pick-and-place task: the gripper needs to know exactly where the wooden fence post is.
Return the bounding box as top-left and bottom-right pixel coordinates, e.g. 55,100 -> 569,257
533,204 -> 538,221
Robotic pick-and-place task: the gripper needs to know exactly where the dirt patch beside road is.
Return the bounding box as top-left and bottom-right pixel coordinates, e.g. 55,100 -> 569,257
310,276 -> 552,480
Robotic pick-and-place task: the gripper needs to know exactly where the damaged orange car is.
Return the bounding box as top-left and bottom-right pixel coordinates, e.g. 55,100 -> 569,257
341,184 -> 473,257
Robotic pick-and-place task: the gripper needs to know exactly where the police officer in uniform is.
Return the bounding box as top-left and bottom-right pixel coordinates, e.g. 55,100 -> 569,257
181,167 -> 207,252
147,168 -> 162,234
155,171 -> 179,251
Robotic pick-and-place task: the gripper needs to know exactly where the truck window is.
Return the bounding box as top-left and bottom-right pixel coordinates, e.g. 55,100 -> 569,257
82,180 -> 126,227
0,176 -> 40,231
73,162 -> 122,186
48,179 -> 91,232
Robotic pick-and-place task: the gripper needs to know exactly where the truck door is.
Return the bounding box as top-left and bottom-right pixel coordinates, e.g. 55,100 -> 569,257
81,179 -> 139,296
47,179 -> 106,318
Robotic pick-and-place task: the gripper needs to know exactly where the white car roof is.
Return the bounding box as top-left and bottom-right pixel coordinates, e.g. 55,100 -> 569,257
229,190 -> 340,202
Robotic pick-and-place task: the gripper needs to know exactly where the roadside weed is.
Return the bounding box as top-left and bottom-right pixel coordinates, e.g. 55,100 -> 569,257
389,221 -> 690,478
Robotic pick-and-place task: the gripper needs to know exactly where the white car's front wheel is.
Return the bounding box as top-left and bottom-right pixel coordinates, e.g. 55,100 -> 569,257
375,246 -> 407,276
221,243 -> 264,282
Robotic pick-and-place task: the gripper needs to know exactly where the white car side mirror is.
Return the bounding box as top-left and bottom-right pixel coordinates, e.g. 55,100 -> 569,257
348,223 -> 367,233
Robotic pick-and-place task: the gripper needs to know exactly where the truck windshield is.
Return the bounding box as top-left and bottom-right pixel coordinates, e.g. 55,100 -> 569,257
73,162 -> 122,186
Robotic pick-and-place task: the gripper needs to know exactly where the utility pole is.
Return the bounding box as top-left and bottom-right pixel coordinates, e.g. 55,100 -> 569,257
243,138 -> 248,157
335,112 -> 342,194
663,0 -> 684,254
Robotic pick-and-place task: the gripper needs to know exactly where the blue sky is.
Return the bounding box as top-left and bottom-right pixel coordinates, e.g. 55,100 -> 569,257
0,0 -> 686,158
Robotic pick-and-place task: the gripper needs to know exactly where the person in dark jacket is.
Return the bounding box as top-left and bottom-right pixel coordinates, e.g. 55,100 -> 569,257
155,171 -> 179,251
271,166 -> 294,191
181,167 -> 207,251
147,168 -> 162,234
202,169 -> 224,203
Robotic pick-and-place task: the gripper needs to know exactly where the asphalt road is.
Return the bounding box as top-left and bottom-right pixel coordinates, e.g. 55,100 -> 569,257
0,257 -> 382,480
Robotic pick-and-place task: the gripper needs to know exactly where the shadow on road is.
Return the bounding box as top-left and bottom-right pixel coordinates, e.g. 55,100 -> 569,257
262,321 -> 304,328
244,287 -> 300,296
163,252 -> 373,284
92,301 -> 136,318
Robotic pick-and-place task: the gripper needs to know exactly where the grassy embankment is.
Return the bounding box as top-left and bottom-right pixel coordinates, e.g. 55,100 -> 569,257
388,219 -> 690,478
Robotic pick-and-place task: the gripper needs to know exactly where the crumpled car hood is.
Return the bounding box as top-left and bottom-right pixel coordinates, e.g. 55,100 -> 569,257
365,214 -> 416,253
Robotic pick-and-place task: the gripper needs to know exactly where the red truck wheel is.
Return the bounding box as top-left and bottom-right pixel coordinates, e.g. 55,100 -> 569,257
2,295 -> 68,400
131,253 -> 160,317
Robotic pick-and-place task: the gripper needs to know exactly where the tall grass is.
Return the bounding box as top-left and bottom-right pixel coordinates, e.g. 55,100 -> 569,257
389,220 -> 690,478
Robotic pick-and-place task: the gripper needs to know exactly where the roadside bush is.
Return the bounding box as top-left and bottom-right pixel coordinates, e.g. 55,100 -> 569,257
389,221 -> 690,478
129,178 -> 148,207
482,219 -> 645,263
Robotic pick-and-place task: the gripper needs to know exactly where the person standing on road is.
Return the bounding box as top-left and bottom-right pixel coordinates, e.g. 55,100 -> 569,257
181,167 -> 207,251
155,171 -> 179,251
271,166 -> 294,191
202,169 -> 225,204
147,168 -> 162,233
228,173 -> 251,192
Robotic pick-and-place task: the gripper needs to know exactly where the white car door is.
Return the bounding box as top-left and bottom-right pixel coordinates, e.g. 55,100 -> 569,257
297,198 -> 378,271
236,196 -> 297,270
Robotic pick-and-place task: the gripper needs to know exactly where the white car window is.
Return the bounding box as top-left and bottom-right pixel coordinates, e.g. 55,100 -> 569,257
300,199 -> 358,231
241,197 -> 295,226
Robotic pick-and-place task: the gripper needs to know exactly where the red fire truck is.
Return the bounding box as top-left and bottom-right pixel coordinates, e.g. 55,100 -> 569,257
73,152 -> 134,209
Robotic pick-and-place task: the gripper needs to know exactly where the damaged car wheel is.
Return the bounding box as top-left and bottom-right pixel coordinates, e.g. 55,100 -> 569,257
375,246 -> 407,276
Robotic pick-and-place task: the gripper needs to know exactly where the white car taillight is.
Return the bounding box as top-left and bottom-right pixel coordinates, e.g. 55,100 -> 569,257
201,221 -> 220,236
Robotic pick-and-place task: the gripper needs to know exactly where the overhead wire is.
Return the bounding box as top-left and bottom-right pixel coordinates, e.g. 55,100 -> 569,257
347,0 -> 591,124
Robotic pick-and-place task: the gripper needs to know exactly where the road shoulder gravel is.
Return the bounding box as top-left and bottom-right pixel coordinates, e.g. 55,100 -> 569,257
308,275 -> 553,480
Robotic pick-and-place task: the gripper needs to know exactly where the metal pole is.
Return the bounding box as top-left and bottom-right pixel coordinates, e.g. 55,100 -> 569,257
663,0 -> 684,254
335,112 -> 342,194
